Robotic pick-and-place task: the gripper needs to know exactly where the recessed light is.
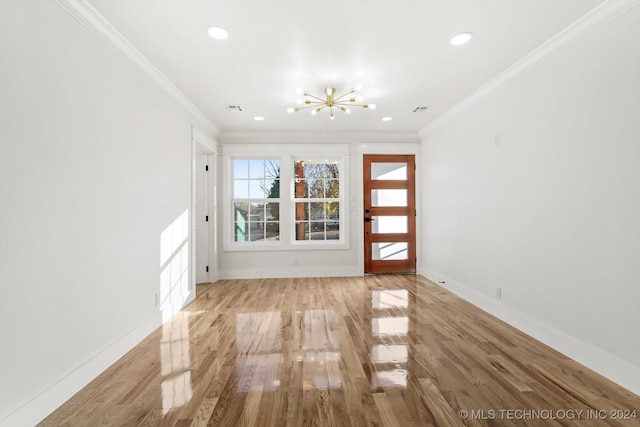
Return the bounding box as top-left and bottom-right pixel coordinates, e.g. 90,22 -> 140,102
207,26 -> 229,40
381,117 -> 393,122
254,116 -> 265,121
451,32 -> 473,45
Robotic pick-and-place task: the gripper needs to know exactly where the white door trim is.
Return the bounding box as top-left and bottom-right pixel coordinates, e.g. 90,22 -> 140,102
191,128 -> 217,294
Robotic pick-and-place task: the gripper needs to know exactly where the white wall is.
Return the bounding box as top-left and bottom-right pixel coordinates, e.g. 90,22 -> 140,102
0,1 -> 212,424
217,132 -> 419,279
420,4 -> 640,393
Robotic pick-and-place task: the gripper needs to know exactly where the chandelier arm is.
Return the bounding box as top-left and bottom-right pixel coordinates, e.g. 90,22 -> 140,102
338,103 -> 368,108
293,104 -> 324,111
333,90 -> 354,102
304,93 -> 326,102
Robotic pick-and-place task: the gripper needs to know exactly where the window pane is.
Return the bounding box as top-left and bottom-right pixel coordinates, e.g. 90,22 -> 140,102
372,242 -> 408,260
307,178 -> 324,198
310,227 -> 325,240
294,179 -> 306,198
326,220 -> 339,239
234,202 -> 249,241
310,202 -> 325,220
233,159 -> 249,179
295,222 -> 309,240
265,178 -> 279,198
372,216 -> 408,234
264,222 -> 279,241
326,202 -> 339,219
371,163 -> 407,180
248,203 -> 263,218
248,180 -> 266,198
295,202 -> 308,221
234,202 -> 249,218
233,180 -> 249,199
249,159 -> 265,178
371,189 -> 407,207
325,179 -> 339,198
266,202 -> 279,221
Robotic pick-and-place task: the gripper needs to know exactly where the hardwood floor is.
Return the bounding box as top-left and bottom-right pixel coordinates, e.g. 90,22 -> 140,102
41,275 -> 639,426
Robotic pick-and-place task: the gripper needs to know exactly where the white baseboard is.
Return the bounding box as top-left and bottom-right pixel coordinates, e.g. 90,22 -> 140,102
0,313 -> 163,427
423,270 -> 640,396
219,266 -> 362,280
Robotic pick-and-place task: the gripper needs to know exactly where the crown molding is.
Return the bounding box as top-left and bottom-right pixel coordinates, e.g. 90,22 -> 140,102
54,0 -> 220,137
219,130 -> 420,145
419,0 -> 640,138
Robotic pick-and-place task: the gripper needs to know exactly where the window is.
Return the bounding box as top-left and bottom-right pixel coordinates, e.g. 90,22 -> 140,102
222,144 -> 349,251
294,159 -> 340,241
232,159 -> 280,242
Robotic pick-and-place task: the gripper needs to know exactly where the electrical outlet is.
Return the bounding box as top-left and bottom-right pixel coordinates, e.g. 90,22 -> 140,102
495,286 -> 502,300
292,257 -> 298,266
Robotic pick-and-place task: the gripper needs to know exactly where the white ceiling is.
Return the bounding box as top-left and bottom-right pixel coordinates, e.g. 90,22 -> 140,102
89,0 -> 603,134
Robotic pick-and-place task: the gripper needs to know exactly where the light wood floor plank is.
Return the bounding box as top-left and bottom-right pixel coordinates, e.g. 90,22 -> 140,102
40,275 -> 639,426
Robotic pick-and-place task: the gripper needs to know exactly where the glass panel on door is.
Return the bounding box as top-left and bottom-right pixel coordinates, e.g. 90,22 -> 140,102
371,189 -> 407,207
371,216 -> 408,234
371,163 -> 408,180
372,242 -> 408,260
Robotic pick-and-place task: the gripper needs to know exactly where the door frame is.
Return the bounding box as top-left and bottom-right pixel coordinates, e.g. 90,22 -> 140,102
357,142 -> 421,275
363,154 -> 416,273
191,127 -> 218,292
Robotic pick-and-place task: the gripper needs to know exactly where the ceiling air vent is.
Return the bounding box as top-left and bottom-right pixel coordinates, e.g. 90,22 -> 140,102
225,105 -> 244,112
412,106 -> 430,113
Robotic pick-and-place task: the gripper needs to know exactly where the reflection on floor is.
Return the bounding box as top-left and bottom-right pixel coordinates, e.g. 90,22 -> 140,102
40,275 -> 639,426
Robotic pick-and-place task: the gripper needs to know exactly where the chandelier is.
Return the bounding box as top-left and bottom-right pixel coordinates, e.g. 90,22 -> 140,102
288,87 -> 376,120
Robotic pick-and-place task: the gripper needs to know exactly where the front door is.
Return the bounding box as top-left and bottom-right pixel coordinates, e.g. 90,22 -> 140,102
363,155 -> 416,273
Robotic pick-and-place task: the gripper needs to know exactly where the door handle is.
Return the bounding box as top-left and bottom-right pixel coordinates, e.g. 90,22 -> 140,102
364,217 -> 375,222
